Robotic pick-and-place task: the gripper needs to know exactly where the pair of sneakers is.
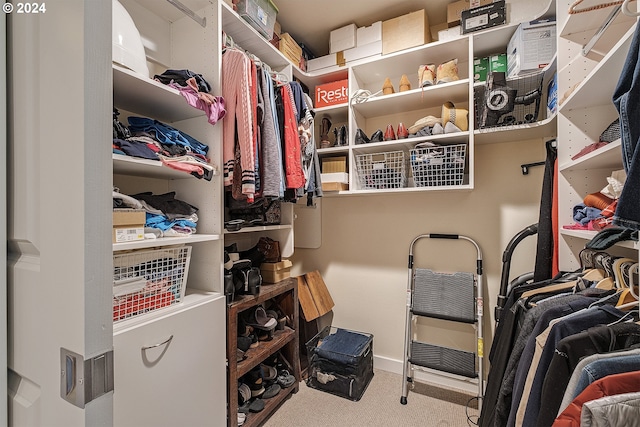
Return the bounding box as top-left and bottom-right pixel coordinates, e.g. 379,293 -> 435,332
419,58 -> 460,87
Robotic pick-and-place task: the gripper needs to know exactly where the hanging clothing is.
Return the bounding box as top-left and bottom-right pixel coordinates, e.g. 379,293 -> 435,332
222,48 -> 255,202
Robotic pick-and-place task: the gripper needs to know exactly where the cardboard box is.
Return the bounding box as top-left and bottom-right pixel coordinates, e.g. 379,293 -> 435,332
307,54 -> 340,72
357,21 -> 382,46
330,24 -> 357,54
321,172 -> 349,183
447,0 -> 492,28
321,172 -> 349,192
260,259 -> 293,283
321,182 -> 349,192
461,0 -> 507,34
489,53 -> 507,73
113,209 -> 145,243
438,25 -> 462,42
474,56 -> 489,82
321,156 -> 347,173
315,79 -> 349,108
343,41 -> 382,63
279,33 -> 302,64
507,19 -> 556,77
382,10 -> 431,55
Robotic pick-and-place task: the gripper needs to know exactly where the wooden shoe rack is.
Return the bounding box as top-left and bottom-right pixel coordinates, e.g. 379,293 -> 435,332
226,277 -> 301,427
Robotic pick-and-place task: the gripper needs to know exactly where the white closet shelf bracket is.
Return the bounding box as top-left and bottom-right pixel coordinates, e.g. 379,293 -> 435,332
582,5 -> 622,56
166,0 -> 206,27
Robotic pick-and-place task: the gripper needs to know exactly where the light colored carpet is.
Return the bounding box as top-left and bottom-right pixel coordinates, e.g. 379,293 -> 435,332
261,369 -> 479,427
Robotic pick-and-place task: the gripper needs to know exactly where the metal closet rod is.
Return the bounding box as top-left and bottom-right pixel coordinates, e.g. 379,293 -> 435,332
582,5 -> 622,56
166,0 -> 206,27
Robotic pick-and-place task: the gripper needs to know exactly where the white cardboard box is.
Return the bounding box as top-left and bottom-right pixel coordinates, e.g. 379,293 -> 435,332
357,21 -> 382,46
507,19 -> 556,77
307,54 -> 339,72
343,41 -> 382,63
321,172 -> 349,184
438,26 -> 462,42
330,23 -> 357,54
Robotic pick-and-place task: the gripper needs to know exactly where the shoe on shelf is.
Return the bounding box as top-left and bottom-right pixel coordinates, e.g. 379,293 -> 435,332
399,74 -> 411,92
384,124 -> 396,141
237,412 -> 246,426
262,383 -> 281,399
238,382 -> 252,404
261,363 -> 278,381
397,122 -> 409,139
340,125 -> 348,146
382,77 -> 395,95
276,369 -> 296,388
245,306 -> 277,331
418,64 -> 436,87
238,398 -> 265,414
244,366 -> 265,397
370,129 -> 384,143
355,128 -> 371,145
441,101 -> 468,132
436,59 -> 460,84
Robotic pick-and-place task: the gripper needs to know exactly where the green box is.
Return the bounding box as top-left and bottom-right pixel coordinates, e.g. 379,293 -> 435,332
473,56 -> 489,82
489,53 -> 507,74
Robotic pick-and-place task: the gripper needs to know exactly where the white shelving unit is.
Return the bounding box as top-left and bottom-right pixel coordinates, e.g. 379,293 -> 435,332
557,0 -> 638,271
112,1 -> 227,425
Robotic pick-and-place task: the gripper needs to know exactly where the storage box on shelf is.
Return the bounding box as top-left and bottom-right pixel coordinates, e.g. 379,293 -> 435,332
382,9 -> 432,55
113,245 -> 192,322
410,143 -> 467,187
236,0 -> 279,40
226,278 -> 301,427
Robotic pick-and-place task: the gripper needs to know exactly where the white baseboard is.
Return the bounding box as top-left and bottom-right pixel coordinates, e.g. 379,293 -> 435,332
373,354 -> 482,396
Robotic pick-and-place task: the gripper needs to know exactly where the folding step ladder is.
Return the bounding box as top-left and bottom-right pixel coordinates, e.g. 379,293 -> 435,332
400,233 -> 484,404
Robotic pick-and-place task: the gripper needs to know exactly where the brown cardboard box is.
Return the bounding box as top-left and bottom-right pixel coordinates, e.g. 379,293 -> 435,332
321,156 -> 347,173
447,0 -> 493,28
113,209 -> 145,243
260,259 -> 293,283
382,9 -> 431,55
279,33 -> 302,64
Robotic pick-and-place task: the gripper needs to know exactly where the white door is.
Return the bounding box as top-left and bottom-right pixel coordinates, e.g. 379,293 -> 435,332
7,1 -> 113,425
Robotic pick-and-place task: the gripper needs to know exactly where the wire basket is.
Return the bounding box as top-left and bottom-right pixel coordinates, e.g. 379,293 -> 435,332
410,144 -> 466,187
355,151 -> 407,190
475,70 -> 545,129
112,246 -> 192,322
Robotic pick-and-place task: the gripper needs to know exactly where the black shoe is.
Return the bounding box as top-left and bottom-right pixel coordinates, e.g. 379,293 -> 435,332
355,129 -> 370,145
370,129 -> 383,143
340,125 -> 348,146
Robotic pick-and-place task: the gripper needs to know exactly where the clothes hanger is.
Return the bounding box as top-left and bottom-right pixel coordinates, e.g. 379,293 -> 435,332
616,263 -> 640,306
569,0 -> 624,14
622,0 -> 640,16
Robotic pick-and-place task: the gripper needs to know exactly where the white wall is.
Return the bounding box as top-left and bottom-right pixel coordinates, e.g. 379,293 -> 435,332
292,138 -> 548,388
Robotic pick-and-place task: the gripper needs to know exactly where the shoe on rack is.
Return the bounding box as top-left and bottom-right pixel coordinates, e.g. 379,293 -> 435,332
261,363 -> 278,381
370,129 -> 384,143
340,125 -> 348,146
441,101 -> 468,132
244,366 -> 265,397
276,369 -> 296,388
397,122 -> 409,139
262,383 -> 281,399
355,128 -> 371,145
320,116 -> 333,148
382,77 -> 395,95
399,74 -> 411,92
384,124 -> 396,141
245,306 -> 277,331
238,398 -> 265,414
436,59 -> 460,84
418,64 -> 436,87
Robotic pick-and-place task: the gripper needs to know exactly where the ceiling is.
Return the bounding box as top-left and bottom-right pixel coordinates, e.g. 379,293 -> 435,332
272,0 -> 452,56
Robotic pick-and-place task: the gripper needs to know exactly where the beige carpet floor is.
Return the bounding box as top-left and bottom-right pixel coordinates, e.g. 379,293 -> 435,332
261,369 -> 480,427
